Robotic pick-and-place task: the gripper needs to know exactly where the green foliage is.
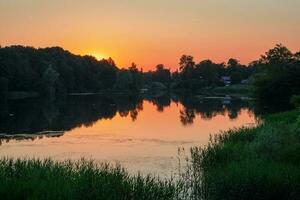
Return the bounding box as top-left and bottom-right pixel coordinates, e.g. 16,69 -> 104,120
187,110 -> 300,200
128,63 -> 143,91
179,55 -> 195,80
152,64 -> 171,86
172,79 -> 206,91
0,45 -> 261,96
212,84 -> 249,95
252,44 -> 300,103
230,72 -> 242,84
291,95 -> 300,108
114,70 -> 134,91
174,55 -> 255,91
194,60 -> 224,86
0,46 -> 118,96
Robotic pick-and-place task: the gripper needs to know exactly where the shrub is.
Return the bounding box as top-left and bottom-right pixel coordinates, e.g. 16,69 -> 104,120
291,95 -> 300,108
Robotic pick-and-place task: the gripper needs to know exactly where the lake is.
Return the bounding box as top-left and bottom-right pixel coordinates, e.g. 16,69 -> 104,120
0,94 -> 259,176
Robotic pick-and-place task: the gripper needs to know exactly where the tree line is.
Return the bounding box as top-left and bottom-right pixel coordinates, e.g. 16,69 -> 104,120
0,46 -> 117,97
0,44 -> 299,104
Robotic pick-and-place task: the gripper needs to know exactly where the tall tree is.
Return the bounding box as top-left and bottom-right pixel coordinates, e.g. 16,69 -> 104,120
152,64 -> 171,85
253,44 -> 300,103
179,55 -> 195,79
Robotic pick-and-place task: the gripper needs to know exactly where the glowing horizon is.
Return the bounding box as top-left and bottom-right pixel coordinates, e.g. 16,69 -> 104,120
1,0 -> 300,70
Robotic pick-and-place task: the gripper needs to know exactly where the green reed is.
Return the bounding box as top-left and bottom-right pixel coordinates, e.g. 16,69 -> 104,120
186,110 -> 300,200
0,158 -> 186,200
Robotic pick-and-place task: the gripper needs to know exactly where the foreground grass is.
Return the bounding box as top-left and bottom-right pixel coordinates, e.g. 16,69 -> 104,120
188,110 -> 300,200
0,158 -> 185,200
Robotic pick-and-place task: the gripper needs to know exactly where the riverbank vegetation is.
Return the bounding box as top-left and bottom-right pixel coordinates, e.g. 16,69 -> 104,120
188,109 -> 300,200
198,84 -> 250,96
0,158 -> 184,200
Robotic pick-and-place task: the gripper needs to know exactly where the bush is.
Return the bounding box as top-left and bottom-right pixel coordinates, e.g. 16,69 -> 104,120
291,95 -> 300,108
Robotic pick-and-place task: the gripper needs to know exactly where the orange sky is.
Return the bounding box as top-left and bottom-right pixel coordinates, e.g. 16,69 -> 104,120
1,0 -> 300,70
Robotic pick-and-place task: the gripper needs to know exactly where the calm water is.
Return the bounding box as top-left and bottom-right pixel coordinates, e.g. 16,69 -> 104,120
0,95 -> 259,176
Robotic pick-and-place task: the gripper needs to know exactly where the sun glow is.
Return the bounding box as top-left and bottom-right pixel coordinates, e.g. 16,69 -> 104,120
90,52 -> 107,60
1,0 -> 300,70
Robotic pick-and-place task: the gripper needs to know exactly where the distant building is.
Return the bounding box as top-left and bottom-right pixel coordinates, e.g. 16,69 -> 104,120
220,76 -> 231,85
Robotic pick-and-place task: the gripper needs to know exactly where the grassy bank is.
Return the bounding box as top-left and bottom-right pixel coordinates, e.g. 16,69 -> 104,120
0,159 -> 184,200
212,84 -> 250,94
199,84 -> 251,96
188,110 -> 300,200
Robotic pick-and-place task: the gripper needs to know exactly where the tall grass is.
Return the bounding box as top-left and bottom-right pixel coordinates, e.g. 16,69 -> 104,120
0,158 -> 185,200
187,110 -> 300,200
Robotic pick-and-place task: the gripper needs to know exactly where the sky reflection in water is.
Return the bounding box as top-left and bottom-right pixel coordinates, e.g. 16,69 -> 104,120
0,95 -> 258,176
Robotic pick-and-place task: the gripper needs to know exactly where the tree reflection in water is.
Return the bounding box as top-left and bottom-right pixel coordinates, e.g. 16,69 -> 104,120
0,94 -> 261,144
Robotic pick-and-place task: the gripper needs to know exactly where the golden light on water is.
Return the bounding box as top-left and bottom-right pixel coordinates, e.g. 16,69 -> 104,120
0,100 -> 257,175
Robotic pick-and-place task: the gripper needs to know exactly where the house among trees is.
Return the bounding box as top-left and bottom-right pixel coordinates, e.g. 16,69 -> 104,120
220,76 -> 231,85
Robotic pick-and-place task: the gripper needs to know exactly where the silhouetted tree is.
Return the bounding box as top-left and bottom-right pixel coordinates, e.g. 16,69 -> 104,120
180,108 -> 195,125
114,70 -> 133,90
152,64 -> 171,86
107,57 -> 116,67
179,55 -> 195,79
260,44 -> 294,66
0,46 -> 118,96
129,62 -> 139,73
231,72 -> 242,84
227,58 -> 239,68
253,44 -> 300,103
128,63 -> 142,91
194,60 -> 224,86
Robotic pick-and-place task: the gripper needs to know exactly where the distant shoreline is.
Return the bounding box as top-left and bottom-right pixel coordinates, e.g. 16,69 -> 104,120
6,84 -> 252,100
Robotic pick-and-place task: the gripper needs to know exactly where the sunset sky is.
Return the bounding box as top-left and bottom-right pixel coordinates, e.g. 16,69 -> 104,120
1,0 -> 300,70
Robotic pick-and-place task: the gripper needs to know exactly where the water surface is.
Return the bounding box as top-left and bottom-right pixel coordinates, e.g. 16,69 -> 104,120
0,95 -> 258,176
